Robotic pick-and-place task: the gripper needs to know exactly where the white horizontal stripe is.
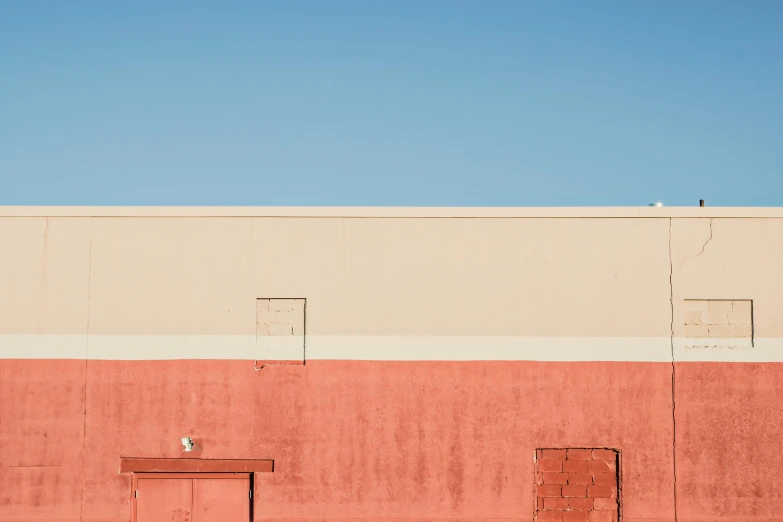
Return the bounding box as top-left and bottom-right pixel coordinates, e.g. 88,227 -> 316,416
0,335 -> 306,361
2,334 -> 781,362
90,335 -> 306,361
90,335 -> 255,360
673,337 -> 783,363
255,336 -> 305,362
0,335 -> 90,359
306,336 -> 672,362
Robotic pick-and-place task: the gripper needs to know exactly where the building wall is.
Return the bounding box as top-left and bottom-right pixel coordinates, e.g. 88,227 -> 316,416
1,208 -> 782,522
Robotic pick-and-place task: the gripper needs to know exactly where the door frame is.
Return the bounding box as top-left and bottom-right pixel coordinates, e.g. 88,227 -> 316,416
131,472 -> 253,522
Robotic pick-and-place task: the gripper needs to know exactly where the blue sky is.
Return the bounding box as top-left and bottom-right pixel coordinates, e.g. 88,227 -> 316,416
1,1 -> 782,206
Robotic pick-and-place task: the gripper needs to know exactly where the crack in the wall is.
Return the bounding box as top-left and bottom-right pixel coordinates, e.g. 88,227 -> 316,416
668,218 -> 678,522
670,217 -> 714,519
250,218 -> 261,373
79,218 -> 93,522
681,218 -> 713,266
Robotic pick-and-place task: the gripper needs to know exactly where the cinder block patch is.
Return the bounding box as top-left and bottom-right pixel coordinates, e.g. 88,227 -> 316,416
683,299 -> 753,347
535,448 -> 619,522
256,298 -> 306,364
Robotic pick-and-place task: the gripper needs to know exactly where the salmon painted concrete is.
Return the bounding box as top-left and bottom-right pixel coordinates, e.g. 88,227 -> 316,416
1,207 -> 783,522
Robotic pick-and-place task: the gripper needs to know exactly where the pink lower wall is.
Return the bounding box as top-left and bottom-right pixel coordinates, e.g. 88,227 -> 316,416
3,360 -> 783,521
674,363 -> 783,522
7,359 -> 778,521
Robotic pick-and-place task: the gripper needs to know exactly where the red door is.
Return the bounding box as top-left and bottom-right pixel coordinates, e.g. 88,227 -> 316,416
193,476 -> 251,521
135,477 -> 192,522
133,473 -> 250,522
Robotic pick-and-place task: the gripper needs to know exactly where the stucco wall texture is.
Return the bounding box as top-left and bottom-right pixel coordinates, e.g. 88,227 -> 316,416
1,207 -> 782,522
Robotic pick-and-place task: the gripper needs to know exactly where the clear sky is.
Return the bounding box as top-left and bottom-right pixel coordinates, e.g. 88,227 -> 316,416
1,1 -> 782,206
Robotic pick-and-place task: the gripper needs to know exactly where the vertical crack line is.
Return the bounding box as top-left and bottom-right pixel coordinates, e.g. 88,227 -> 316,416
696,217 -> 714,260
668,217 -> 678,521
681,217 -> 713,266
80,217 -> 93,522
251,219 -> 260,372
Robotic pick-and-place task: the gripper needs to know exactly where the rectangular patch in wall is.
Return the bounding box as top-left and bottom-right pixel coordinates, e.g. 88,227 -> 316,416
684,299 -> 753,348
256,298 -> 306,364
535,448 -> 619,522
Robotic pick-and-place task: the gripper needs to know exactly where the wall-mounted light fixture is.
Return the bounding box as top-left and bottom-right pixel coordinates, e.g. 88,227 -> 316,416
181,437 -> 194,452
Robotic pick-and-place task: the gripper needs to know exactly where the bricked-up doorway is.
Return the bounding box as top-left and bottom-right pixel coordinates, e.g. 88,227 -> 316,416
535,448 -> 620,522
131,473 -> 251,522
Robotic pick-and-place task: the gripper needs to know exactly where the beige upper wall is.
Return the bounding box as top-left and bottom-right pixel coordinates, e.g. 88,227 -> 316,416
0,217 -> 91,334
1,209 -> 781,338
671,218 -> 783,338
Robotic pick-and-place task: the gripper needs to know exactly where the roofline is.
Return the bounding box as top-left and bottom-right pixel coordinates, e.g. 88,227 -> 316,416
0,206 -> 782,218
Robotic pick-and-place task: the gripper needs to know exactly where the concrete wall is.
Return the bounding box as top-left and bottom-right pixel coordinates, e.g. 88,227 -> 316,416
1,207 -> 782,522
